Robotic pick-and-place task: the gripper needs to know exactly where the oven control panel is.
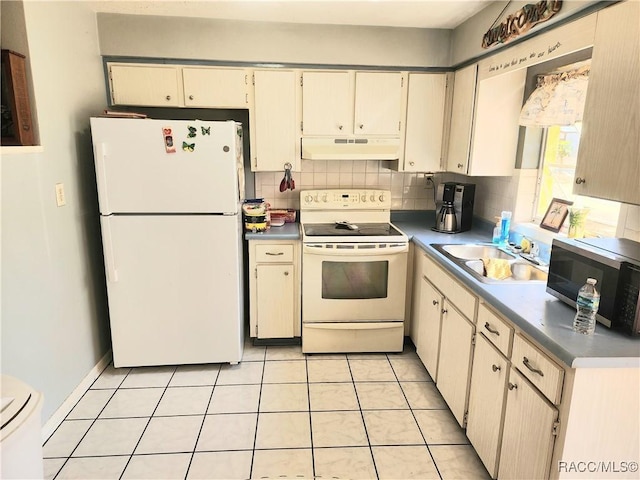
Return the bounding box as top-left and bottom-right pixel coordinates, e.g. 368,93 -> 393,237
301,189 -> 391,210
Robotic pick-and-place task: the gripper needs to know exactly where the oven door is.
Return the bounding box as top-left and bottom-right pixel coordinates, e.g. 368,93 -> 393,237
302,242 -> 408,323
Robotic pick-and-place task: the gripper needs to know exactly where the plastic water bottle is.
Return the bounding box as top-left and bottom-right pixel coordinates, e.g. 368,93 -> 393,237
573,278 -> 600,335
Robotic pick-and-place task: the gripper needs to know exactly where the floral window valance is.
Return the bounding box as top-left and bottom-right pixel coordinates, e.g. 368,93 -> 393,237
519,64 -> 590,127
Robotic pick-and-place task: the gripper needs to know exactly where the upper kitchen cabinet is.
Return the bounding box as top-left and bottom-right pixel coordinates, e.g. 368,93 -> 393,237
301,71 -> 352,135
447,64 -> 476,174
108,63 -> 181,107
574,0 -> 640,205
354,71 -> 405,135
182,67 -> 249,108
107,63 -> 251,109
402,72 -> 448,172
447,64 -> 526,176
251,69 -> 300,172
301,70 -> 405,136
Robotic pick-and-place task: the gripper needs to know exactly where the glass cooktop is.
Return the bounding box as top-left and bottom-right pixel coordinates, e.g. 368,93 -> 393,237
303,222 -> 404,237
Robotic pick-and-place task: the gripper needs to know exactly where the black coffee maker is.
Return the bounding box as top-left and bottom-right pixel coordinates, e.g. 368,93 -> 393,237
433,182 -> 476,233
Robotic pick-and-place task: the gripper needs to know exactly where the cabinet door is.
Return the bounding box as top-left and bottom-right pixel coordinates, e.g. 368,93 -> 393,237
253,69 -> 299,172
354,72 -> 404,135
447,64 -> 477,174
404,73 -> 447,172
302,71 -> 352,135
574,0 -> 640,204
182,68 -> 248,108
498,368 -> 558,480
468,68 -> 525,176
109,64 -> 180,107
256,264 -> 295,338
466,333 -> 509,478
416,277 -> 444,380
436,301 -> 475,427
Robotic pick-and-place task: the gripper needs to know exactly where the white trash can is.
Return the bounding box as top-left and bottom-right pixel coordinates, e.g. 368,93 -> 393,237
1,375 -> 44,479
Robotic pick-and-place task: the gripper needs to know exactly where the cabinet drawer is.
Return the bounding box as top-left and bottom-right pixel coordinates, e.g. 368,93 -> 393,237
512,334 -> 564,404
422,252 -> 476,321
255,244 -> 294,263
421,253 -> 449,293
477,303 -> 513,357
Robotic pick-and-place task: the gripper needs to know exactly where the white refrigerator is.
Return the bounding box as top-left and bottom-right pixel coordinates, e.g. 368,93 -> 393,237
90,117 -> 245,367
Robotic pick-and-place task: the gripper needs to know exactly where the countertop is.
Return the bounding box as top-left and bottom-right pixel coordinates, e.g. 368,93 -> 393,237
392,211 -> 640,369
244,222 -> 301,241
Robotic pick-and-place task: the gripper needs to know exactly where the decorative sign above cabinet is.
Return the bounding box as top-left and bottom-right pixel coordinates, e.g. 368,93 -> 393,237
482,0 -> 563,49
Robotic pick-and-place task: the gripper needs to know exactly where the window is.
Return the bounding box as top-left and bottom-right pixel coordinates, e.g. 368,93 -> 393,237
534,123 -> 620,237
519,57 -> 621,238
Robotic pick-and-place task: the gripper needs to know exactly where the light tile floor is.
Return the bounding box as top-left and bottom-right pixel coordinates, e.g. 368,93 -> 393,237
43,341 -> 490,480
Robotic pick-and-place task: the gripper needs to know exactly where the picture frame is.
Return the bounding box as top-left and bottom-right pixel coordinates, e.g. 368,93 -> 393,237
540,198 -> 573,232
1,49 -> 35,146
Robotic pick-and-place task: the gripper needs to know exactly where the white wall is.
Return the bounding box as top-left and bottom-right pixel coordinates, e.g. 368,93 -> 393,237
96,13 -> 451,67
1,1 -> 111,422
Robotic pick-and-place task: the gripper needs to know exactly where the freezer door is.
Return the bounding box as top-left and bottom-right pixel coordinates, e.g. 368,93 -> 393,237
100,214 -> 244,366
91,117 -> 243,214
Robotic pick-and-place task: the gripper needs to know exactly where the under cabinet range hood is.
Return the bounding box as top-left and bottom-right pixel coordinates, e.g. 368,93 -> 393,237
301,137 -> 400,160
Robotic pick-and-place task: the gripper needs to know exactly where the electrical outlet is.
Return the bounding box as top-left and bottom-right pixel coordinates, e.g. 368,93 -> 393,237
55,183 -> 66,207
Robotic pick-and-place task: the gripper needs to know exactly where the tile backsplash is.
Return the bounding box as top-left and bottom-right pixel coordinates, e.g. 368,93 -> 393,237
255,163 -> 639,244
254,160 -> 436,211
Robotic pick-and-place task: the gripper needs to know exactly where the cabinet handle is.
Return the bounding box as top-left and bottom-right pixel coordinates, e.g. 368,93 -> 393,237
492,364 -> 501,372
457,163 -> 464,169
575,177 -> 586,185
441,308 -> 448,314
359,124 -> 364,129
265,252 -> 284,256
284,271 -> 289,276
189,95 -> 194,100
338,125 -> 343,130
432,300 -> 439,306
409,161 -> 415,166
484,322 -> 500,336
165,95 -> 171,101
508,382 -> 518,390
522,356 -> 544,377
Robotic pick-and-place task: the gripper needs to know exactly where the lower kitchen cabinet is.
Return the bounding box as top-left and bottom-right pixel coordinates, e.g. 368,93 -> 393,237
415,276 -> 444,381
466,332 -> 509,478
436,300 -> 475,427
248,240 -> 301,339
498,367 -> 559,480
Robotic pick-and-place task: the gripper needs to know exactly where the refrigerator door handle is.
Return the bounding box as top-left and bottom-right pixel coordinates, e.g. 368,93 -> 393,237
101,218 -> 119,283
94,142 -> 111,214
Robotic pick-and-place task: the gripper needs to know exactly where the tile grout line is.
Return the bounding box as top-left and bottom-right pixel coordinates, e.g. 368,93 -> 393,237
183,364 -> 222,480
118,366 -> 178,480
392,352 -> 444,480
347,354 -> 381,480
305,352 -> 316,480
248,346 -> 267,478
50,364 -> 130,480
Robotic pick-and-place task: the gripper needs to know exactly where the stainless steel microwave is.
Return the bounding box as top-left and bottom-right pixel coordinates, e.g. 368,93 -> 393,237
546,237 -> 640,336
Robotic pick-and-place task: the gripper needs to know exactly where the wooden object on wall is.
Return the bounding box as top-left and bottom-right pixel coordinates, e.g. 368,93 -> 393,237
1,49 -> 35,146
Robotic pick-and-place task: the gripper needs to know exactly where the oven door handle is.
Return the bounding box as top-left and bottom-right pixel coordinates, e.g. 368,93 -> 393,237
303,244 -> 408,255
305,323 -> 402,330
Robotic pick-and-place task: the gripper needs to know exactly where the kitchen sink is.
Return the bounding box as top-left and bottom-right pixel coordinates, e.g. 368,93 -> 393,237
465,260 -> 548,283
439,244 -> 514,260
432,243 -> 548,284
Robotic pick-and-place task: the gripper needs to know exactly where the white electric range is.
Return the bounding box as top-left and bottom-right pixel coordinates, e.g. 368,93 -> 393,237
300,189 -> 409,353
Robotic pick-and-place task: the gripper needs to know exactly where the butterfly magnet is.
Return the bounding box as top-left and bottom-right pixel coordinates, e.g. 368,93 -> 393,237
182,141 -> 195,152
187,126 -> 197,138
